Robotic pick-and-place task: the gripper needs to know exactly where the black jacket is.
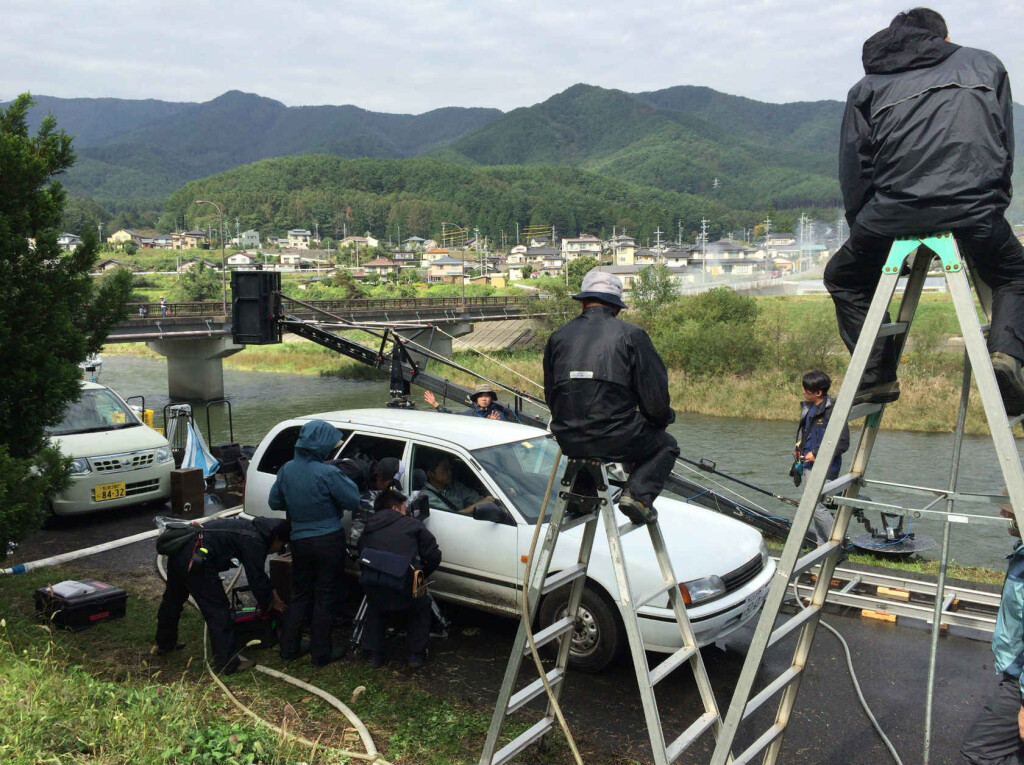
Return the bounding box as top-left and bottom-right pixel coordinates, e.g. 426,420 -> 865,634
543,305 -> 674,460
840,26 -> 1014,235
795,395 -> 850,481
192,517 -> 278,611
359,508 -> 442,610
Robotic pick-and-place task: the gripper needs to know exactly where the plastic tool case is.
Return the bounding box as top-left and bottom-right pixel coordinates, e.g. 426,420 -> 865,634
34,578 -> 128,631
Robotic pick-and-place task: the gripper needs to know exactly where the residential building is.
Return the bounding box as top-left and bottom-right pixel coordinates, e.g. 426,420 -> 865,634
426,256 -> 465,283
509,244 -> 528,256
528,235 -> 552,248
232,229 -> 261,249
151,234 -> 175,249
607,234 -> 637,266
57,233 -> 82,252
280,252 -> 303,267
94,258 -> 129,273
422,247 -> 453,267
172,230 -> 208,250
561,234 -> 602,261
178,257 -> 217,272
338,233 -> 380,250
602,264 -> 703,291
107,229 -> 143,247
287,229 -> 312,250
507,251 -> 527,266
468,273 -> 508,288
525,245 -> 557,264
227,252 -> 256,268
362,257 -> 399,277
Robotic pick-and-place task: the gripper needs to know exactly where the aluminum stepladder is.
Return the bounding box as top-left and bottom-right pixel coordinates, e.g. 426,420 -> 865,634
709,232 -> 1024,765
480,458 -> 729,765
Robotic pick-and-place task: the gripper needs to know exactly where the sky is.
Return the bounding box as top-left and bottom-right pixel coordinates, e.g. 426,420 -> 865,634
4,0 -> 1023,114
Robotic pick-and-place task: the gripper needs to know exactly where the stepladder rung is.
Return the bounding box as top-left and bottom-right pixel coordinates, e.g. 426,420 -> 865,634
559,510 -> 598,532
821,472 -> 860,497
767,601 -> 820,649
616,518 -> 644,537
523,616 -> 574,654
877,321 -> 909,337
649,643 -> 697,686
847,402 -> 883,421
732,723 -> 786,765
507,667 -> 564,715
635,579 -> 675,610
541,563 -> 587,595
792,539 -> 842,579
742,665 -> 803,720
666,710 -> 720,763
492,717 -> 554,765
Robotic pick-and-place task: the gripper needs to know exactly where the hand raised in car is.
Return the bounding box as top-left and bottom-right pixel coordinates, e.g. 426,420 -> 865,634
424,391 -> 439,408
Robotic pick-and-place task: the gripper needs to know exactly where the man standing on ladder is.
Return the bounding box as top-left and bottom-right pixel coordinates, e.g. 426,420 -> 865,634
825,7 -> 1024,413
543,269 -> 680,524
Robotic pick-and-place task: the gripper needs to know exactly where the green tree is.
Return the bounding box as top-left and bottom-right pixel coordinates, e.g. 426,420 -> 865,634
0,94 -> 132,556
632,264 -> 679,315
566,255 -> 599,292
521,263 -> 533,279
122,240 -> 138,255
171,261 -> 222,301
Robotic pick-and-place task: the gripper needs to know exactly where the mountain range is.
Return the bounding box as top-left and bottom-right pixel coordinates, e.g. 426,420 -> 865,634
8,86 -> 1023,219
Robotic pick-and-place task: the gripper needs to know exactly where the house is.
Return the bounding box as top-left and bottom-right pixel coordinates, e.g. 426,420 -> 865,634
528,235 -> 552,248
151,234 -> 175,249
764,232 -> 797,247
561,234 -> 602,261
392,251 -> 419,263
57,233 -> 82,252
537,253 -> 565,276
507,265 -> 525,281
94,258 -> 129,273
422,248 -> 453,266
468,273 -> 508,288
227,252 -> 256,268
279,252 -> 303,267
232,230 -> 261,249
107,229 -> 143,247
338,233 -> 380,250
362,257 -> 399,277
403,236 -> 426,250
426,256 -> 465,283
172,230 -> 208,250
509,244 -> 528,256
287,229 -> 312,250
507,251 -> 527,266
525,245 -> 557,264
602,264 -> 703,291
607,234 -> 637,265
178,257 -> 218,272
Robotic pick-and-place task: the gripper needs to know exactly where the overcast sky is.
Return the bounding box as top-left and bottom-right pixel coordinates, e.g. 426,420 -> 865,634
4,1 -> 1023,113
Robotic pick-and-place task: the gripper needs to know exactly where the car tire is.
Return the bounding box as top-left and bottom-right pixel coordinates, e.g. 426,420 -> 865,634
538,584 -> 623,673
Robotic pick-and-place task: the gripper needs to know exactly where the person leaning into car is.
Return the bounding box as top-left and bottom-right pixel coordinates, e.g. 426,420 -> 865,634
270,419 -> 360,667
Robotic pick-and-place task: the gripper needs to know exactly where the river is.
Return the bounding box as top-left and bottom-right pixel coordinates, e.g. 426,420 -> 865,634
96,354 -> 1024,570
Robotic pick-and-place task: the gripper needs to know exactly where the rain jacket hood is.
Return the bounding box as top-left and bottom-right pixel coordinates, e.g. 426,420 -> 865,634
861,25 -> 958,75
295,420 -> 343,461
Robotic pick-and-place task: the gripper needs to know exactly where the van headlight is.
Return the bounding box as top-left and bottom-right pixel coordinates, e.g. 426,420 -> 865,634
679,575 -> 725,606
155,446 -> 173,463
70,458 -> 91,476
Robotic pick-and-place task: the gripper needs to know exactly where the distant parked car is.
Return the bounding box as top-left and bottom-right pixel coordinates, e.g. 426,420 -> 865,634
245,409 -> 774,671
45,381 -> 174,516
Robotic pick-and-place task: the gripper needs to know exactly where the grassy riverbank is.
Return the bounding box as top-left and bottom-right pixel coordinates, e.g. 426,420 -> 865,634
0,567 -> 568,765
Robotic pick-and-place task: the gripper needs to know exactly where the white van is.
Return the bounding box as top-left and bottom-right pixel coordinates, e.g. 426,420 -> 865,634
45,381 -> 175,515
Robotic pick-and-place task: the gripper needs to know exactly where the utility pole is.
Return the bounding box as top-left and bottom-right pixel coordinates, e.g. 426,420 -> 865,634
700,217 -> 709,284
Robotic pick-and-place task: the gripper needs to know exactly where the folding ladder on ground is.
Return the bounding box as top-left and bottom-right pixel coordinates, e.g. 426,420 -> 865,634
480,458 -> 729,765
709,233 -> 1024,765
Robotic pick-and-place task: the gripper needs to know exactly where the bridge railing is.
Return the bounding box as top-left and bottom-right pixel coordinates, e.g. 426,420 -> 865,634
127,294 -> 541,318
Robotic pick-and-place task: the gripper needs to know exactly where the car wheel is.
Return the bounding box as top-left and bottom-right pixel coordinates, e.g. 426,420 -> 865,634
538,584 -> 623,673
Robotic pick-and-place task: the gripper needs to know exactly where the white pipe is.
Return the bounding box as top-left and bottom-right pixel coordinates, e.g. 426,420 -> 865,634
1,506 -> 243,575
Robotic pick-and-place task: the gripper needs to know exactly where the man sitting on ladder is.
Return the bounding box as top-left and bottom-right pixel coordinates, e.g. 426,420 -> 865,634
543,269 -> 680,524
824,7 -> 1024,413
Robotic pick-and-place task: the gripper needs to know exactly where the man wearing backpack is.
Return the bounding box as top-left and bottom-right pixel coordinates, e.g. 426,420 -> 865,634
359,488 -> 442,668
154,516 -> 290,674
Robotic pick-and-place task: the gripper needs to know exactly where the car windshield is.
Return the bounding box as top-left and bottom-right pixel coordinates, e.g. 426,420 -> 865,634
46,388 -> 141,436
472,436 -> 568,523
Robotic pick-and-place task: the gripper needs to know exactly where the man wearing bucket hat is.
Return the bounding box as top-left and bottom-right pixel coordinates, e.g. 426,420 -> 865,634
543,269 -> 680,525
423,383 -> 516,421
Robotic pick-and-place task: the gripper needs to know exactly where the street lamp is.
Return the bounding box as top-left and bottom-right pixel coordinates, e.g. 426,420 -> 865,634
195,200 -> 228,315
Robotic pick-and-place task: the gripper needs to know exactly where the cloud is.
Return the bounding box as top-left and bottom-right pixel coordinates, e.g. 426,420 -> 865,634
3,0 -> 1021,112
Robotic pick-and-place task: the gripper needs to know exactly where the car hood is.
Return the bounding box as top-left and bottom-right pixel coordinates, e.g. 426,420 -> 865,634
553,495 -> 764,590
50,425 -> 168,456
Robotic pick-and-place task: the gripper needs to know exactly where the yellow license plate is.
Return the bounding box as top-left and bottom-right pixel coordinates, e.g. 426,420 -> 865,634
94,482 -> 127,501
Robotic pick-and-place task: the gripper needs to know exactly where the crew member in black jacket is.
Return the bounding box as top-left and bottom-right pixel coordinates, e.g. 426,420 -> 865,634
359,488 -> 442,668
827,8 -> 1024,412
543,269 -> 680,524
155,517 -> 290,674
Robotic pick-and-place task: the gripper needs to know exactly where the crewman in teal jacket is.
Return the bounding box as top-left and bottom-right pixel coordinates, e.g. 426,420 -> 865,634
271,419 -> 360,666
962,499 -> 1024,762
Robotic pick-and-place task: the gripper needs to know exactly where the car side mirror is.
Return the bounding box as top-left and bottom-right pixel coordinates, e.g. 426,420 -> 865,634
473,501 -> 510,523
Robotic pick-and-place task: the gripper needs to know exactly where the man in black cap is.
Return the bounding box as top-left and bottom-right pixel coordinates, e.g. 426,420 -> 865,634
155,516 -> 290,674
543,269 -> 680,524
828,7 -> 1024,412
423,384 -> 516,421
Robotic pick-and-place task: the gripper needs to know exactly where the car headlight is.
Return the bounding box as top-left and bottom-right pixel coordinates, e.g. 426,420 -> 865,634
155,446 -> 173,463
679,575 -> 726,606
70,458 -> 91,476
759,540 -> 769,568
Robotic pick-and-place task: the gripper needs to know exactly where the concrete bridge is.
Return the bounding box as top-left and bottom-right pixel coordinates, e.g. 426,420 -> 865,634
112,296 -> 544,399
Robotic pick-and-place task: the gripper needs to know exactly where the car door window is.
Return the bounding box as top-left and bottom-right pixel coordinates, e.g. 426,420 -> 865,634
256,424 -> 350,475
337,433 -> 407,464
412,445 -> 490,516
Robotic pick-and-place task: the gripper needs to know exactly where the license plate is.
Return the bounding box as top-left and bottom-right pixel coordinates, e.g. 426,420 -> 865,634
94,482 -> 126,501
743,585 -> 769,620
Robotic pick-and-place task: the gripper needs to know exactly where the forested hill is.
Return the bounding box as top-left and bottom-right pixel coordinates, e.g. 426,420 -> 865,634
157,155 -> 751,242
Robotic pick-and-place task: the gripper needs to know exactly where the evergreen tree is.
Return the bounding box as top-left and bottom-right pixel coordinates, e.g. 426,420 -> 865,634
0,94 -> 133,556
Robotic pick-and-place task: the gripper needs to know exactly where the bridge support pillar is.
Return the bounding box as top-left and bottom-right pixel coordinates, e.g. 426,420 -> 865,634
402,322 -> 473,368
147,336 -> 245,400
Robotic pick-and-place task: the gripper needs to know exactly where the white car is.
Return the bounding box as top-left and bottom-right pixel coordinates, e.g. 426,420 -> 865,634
45,381 -> 175,515
245,408 -> 774,671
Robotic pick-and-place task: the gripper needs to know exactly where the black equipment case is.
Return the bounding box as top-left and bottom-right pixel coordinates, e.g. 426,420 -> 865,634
34,578 -> 128,631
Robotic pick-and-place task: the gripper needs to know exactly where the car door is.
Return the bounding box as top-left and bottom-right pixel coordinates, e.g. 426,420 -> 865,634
411,442 -> 520,613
